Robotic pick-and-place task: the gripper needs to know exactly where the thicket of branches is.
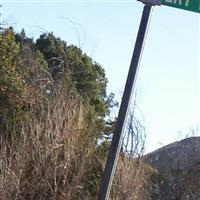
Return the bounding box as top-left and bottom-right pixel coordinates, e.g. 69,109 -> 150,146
0,27 -> 152,200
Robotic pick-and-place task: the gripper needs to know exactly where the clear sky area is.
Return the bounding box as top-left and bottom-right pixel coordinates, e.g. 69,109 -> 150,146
1,0 -> 199,153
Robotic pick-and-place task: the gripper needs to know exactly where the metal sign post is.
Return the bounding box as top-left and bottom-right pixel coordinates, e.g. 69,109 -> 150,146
97,0 -> 199,199
97,3 -> 154,200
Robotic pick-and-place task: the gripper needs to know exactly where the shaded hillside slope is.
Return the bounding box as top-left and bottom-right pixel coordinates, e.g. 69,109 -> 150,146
145,136 -> 200,172
144,137 -> 200,200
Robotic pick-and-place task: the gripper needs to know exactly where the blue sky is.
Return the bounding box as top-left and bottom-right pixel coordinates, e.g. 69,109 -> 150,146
1,0 -> 199,152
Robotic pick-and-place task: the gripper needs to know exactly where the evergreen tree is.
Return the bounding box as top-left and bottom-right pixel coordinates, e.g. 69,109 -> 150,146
0,28 -> 28,125
36,33 -> 110,137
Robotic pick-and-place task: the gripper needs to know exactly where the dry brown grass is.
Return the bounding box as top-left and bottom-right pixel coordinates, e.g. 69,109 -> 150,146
0,91 -> 97,200
0,90 -> 157,200
108,108 -> 156,200
110,157 -> 157,200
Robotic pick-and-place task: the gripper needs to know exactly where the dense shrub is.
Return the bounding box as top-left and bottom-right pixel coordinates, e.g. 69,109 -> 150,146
0,28 -> 29,127
0,27 -> 153,200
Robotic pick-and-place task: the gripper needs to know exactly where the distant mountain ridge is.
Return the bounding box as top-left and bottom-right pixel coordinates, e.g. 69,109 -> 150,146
143,137 -> 200,200
144,136 -> 200,172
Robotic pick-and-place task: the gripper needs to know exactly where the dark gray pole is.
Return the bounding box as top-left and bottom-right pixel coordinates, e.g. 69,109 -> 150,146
97,4 -> 152,200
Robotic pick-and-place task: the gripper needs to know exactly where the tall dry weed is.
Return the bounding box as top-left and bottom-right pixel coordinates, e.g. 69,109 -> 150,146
0,91 -> 98,200
0,90 -> 155,200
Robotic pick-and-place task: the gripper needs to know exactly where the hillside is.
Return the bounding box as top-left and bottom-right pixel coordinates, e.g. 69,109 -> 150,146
145,136 -> 200,172
144,137 -> 200,200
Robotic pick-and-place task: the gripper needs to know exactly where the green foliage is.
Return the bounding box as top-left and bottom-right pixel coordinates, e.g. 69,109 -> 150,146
35,33 -> 110,137
36,32 -> 67,60
0,28 -> 115,136
17,34 -> 52,103
36,33 -> 107,103
65,45 -> 107,108
0,28 -> 29,125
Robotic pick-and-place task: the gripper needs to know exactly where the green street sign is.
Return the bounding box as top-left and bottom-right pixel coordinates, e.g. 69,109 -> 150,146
161,0 -> 200,13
